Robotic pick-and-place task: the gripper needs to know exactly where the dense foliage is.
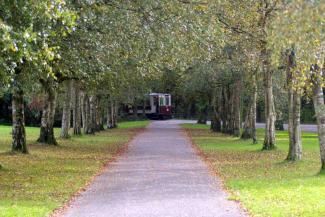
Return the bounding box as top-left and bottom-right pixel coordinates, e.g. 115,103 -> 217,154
0,0 -> 324,172
0,1 -> 324,216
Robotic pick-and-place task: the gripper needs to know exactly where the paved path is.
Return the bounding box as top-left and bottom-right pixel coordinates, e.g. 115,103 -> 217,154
256,123 -> 317,132
63,120 -> 246,217
202,121 -> 317,132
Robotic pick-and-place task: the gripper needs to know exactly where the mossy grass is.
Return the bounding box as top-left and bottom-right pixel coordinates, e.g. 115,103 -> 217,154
182,123 -> 325,217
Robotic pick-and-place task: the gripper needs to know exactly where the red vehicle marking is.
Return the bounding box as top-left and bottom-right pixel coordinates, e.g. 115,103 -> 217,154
159,106 -> 172,115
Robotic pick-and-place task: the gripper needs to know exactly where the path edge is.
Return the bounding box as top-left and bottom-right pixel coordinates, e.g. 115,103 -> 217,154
181,127 -> 251,217
49,127 -> 147,217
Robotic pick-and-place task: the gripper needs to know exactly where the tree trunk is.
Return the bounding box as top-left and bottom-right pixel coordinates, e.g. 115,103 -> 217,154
72,80 -> 82,135
241,74 -> 257,143
312,65 -> 325,171
109,99 -> 118,128
84,94 -> 94,134
80,91 -> 86,131
38,84 -> 58,145
60,80 -> 72,138
211,115 -> 221,132
286,49 -> 302,161
233,80 -> 241,137
94,96 -> 99,131
100,112 -> 105,130
133,104 -> 138,120
211,91 -> 222,132
96,96 -> 105,131
228,88 -> 234,134
106,99 -> 111,129
88,95 -> 96,133
220,84 -> 240,136
221,86 -> 228,133
11,73 -> 28,153
142,101 -> 146,119
287,90 -> 302,161
95,96 -> 104,131
262,46 -> 276,150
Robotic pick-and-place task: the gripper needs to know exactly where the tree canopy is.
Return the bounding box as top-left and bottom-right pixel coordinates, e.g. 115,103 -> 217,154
0,0 -> 324,169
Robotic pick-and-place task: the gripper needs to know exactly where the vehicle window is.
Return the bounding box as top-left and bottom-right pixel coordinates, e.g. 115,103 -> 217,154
159,97 -> 164,106
165,95 -> 170,106
154,96 -> 159,106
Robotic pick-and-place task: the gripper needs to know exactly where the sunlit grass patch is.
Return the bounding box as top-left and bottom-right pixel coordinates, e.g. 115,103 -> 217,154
118,120 -> 150,129
183,123 -> 325,217
0,121 -> 149,217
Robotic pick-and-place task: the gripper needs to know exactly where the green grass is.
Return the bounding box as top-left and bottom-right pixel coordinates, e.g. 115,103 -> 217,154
0,121 -> 149,217
117,120 -> 150,129
182,123 -> 325,217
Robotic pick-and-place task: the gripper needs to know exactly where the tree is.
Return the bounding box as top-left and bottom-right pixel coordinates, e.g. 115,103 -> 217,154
241,72 -> 258,143
60,80 -> 72,138
72,80 -> 82,135
270,0 -> 325,167
284,48 -> 302,161
37,78 -> 58,145
311,64 -> 325,169
0,0 -> 76,151
209,0 -> 281,149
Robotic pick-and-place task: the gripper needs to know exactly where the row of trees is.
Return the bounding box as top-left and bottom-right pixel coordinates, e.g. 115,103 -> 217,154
0,1 -> 217,154
179,0 -> 324,170
0,1 -> 324,171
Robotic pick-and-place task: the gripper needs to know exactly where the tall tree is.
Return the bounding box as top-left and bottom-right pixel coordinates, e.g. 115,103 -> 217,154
60,80 -> 72,138
241,72 -> 258,143
37,79 -> 58,145
270,0 -> 325,167
0,0 -> 76,152
72,80 -> 82,135
285,48 -> 302,161
210,0 -> 280,149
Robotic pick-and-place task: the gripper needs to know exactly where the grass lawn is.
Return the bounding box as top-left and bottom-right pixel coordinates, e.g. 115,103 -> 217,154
183,123 -> 325,217
0,120 -> 149,217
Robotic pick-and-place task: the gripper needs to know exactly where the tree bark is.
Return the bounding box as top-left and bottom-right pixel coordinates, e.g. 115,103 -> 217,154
312,65 -> 325,170
80,91 -> 86,131
108,98 -> 118,128
93,96 -> 99,131
220,84 -> 240,136
233,80 -> 241,137
88,95 -> 96,133
72,80 -> 82,135
11,72 -> 28,153
286,49 -> 302,161
114,102 -> 118,127
287,90 -> 302,161
60,80 -> 72,138
106,99 -> 111,129
241,74 -> 257,143
262,45 -> 276,150
84,94 -> 94,134
221,86 -> 229,133
94,96 -> 104,131
211,90 -> 222,132
38,83 -> 58,145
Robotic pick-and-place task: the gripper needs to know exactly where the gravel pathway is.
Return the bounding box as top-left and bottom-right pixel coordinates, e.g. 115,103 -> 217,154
63,120 -> 247,217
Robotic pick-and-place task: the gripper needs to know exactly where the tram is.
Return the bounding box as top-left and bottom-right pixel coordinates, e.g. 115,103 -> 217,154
147,93 -> 172,119
127,93 -> 172,120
